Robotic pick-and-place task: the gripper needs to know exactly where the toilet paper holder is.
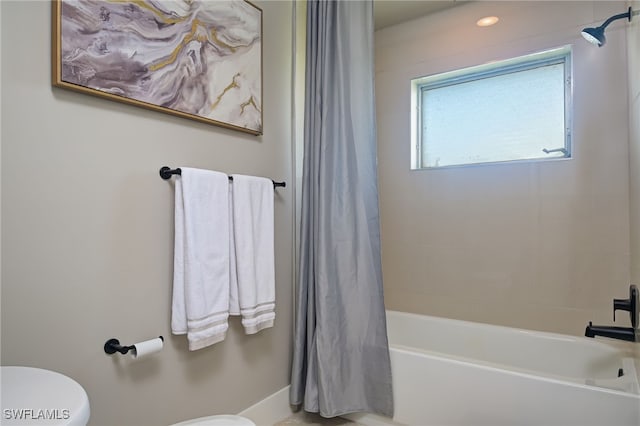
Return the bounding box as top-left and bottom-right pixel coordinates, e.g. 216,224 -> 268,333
104,336 -> 164,355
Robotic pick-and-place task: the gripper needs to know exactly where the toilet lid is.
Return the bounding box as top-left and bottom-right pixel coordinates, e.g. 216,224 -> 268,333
171,414 -> 256,426
0,366 -> 90,426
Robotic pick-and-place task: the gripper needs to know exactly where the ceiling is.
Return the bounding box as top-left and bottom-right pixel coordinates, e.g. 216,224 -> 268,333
373,0 -> 463,30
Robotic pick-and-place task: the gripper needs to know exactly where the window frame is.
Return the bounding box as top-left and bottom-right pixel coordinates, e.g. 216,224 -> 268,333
410,46 -> 573,170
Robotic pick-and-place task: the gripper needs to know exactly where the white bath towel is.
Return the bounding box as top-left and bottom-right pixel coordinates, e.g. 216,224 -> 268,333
228,183 -> 240,316
229,174 -> 276,334
172,167 -> 230,350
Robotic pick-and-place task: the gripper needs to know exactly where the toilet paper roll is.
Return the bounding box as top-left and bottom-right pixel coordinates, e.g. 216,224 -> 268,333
130,337 -> 164,359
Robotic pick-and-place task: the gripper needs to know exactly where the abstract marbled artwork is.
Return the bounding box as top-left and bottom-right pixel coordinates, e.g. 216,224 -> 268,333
53,0 -> 262,135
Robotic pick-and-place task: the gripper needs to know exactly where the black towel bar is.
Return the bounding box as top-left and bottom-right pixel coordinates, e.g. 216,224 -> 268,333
159,167 -> 286,188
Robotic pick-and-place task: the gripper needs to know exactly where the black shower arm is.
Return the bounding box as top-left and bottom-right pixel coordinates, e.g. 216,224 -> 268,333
599,8 -> 633,30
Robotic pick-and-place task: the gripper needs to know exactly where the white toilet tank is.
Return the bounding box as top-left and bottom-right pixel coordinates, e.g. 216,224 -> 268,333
171,414 -> 257,426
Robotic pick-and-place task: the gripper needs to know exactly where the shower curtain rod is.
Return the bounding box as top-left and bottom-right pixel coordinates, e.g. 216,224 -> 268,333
159,166 -> 286,188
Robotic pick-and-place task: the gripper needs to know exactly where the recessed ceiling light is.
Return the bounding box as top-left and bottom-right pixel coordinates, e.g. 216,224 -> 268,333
476,16 -> 499,27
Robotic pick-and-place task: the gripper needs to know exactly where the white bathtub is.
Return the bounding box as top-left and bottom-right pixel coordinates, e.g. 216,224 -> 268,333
347,311 -> 640,426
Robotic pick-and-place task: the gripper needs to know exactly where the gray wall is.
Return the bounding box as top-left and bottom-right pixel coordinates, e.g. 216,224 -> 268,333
0,1 -> 294,425
375,1 -> 632,336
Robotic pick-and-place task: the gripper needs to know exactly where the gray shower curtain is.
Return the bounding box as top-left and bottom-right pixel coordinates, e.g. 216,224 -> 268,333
289,0 -> 393,418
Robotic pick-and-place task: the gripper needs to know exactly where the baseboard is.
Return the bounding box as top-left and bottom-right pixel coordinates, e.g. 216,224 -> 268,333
238,385 -> 294,425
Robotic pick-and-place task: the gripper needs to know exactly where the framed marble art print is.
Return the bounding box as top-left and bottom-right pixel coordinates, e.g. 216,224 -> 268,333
52,0 -> 263,135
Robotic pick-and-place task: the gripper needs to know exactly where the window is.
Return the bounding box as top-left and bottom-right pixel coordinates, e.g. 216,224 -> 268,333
411,46 -> 572,169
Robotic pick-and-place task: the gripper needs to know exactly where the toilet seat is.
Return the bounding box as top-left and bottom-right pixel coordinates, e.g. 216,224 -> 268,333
171,414 -> 256,426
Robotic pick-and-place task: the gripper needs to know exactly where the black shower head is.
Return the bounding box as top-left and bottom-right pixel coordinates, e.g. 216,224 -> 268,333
581,7 -> 635,47
581,26 -> 606,47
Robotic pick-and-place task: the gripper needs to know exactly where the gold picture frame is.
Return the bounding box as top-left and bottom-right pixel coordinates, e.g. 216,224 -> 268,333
52,0 -> 263,135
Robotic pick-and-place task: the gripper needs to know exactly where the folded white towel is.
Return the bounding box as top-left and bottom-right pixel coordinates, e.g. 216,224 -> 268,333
172,167 -> 230,350
229,174 -> 276,334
